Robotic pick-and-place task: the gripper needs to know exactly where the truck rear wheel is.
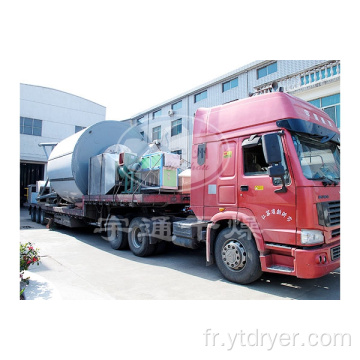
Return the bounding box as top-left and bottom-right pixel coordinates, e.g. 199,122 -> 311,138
106,215 -> 128,250
128,217 -> 155,257
30,207 -> 36,222
215,227 -> 262,284
40,210 -> 47,225
36,207 -> 42,224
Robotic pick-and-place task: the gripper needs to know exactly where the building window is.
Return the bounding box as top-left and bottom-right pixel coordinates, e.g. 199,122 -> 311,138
257,62 -> 277,79
222,78 -> 238,92
171,149 -> 182,159
20,117 -> 42,136
171,119 -> 182,137
194,90 -> 207,103
140,131 -> 145,138
308,93 -> 340,128
137,117 -> 144,125
152,126 -> 161,141
153,109 -> 162,119
172,100 -> 182,111
75,125 -> 86,133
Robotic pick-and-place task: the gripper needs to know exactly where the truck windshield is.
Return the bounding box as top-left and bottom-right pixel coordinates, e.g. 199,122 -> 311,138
292,133 -> 340,182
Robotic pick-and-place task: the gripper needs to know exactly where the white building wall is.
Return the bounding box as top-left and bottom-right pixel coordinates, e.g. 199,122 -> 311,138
20,84 -> 106,163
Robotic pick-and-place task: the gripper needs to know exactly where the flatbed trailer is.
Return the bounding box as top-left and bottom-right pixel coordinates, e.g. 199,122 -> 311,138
27,190 -> 201,257
28,192 -> 191,227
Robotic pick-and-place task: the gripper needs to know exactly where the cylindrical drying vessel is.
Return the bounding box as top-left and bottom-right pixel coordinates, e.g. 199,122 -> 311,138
47,121 -> 147,203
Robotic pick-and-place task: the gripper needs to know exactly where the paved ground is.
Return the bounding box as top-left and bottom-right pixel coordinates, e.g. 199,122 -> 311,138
20,208 -> 340,300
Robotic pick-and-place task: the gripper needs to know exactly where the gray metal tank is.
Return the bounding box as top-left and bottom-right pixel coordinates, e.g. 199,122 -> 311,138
47,121 -> 147,203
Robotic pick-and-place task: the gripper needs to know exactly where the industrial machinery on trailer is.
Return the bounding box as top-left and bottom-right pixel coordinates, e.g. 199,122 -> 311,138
27,91 -> 340,284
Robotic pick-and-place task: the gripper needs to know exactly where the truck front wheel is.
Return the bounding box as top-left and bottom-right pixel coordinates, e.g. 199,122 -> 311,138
215,227 -> 262,284
128,217 -> 155,257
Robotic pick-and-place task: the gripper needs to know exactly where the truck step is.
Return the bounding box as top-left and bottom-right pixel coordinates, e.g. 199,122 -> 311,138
266,265 -> 294,273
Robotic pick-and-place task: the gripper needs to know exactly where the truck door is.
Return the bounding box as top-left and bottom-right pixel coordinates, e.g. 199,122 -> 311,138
238,133 -> 296,245
200,139 -> 239,220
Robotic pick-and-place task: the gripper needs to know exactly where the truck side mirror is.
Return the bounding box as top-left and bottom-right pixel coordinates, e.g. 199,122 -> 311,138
262,133 -> 287,193
268,163 -> 285,178
262,133 -> 282,164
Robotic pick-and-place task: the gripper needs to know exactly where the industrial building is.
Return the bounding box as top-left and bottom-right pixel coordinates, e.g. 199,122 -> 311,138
129,60 -> 340,167
20,84 -> 106,204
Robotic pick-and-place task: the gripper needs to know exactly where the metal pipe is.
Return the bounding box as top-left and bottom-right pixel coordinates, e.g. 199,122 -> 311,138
36,192 -> 57,200
38,142 -> 58,147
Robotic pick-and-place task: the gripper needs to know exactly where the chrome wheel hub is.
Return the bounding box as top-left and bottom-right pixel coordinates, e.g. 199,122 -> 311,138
222,241 -> 247,271
132,228 -> 143,248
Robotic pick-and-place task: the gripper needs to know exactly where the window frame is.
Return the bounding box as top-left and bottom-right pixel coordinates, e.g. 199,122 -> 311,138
194,90 -> 207,103
153,109 -> 162,119
171,100 -> 182,111
222,77 -> 239,92
20,117 -> 42,136
308,93 -> 340,128
171,118 -> 182,137
152,125 -> 161,141
257,62 -> 278,79
137,116 -> 145,125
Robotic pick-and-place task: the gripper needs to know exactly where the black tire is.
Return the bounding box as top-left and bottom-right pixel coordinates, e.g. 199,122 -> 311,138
214,226 -> 262,284
106,215 -> 128,250
36,207 -> 41,224
128,217 -> 155,257
30,207 -> 36,222
40,210 -> 47,225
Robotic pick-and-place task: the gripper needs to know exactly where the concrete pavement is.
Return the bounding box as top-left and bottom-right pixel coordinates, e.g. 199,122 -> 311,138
21,270 -> 62,300
19,208 -> 340,300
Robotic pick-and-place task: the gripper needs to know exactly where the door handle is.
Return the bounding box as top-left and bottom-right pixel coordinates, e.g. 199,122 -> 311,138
240,185 -> 249,191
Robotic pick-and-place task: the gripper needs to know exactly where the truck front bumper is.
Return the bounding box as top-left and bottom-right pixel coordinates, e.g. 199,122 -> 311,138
293,240 -> 340,279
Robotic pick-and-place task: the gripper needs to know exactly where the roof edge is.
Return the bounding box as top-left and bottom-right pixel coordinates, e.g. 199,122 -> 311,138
130,60 -> 269,119
20,83 -> 106,109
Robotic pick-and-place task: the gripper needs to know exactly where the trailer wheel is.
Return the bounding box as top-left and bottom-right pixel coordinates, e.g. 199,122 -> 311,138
214,226 -> 262,284
30,207 -> 36,222
35,207 -> 42,224
106,215 -> 128,250
128,217 -> 155,257
40,210 -> 47,225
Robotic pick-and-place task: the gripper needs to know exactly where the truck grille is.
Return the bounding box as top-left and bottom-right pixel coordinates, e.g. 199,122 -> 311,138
331,228 -> 340,238
328,201 -> 340,226
330,245 -> 340,261
317,201 -> 340,227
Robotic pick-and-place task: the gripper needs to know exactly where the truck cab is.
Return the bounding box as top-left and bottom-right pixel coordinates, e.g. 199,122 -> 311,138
191,92 -> 340,284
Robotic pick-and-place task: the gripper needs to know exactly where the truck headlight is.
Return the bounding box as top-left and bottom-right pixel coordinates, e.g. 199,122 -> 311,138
301,229 -> 324,245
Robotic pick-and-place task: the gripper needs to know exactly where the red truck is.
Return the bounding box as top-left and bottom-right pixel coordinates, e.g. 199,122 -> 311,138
28,91 -> 340,284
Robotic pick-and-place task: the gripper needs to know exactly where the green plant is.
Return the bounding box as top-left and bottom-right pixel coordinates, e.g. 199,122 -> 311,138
20,242 -> 41,281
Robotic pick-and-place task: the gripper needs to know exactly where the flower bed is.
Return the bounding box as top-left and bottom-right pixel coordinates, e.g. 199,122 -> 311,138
20,242 -> 41,299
